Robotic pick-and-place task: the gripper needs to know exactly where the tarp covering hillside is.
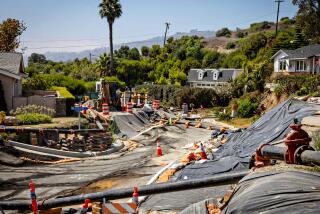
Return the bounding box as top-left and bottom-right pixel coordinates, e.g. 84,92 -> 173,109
177,99 -> 320,180
221,171 -> 320,214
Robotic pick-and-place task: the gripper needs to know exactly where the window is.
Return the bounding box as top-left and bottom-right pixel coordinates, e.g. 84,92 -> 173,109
213,71 -> 221,80
296,60 -> 307,71
279,61 -> 286,71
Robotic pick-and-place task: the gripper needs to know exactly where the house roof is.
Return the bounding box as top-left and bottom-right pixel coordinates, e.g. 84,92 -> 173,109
0,52 -> 24,77
187,68 -> 242,83
271,44 -> 320,60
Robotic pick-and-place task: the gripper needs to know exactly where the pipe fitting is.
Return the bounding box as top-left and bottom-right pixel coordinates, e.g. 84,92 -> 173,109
284,123 -> 311,164
254,144 -> 271,168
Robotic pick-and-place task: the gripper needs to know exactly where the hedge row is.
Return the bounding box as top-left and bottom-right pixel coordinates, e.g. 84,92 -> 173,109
136,85 -> 231,108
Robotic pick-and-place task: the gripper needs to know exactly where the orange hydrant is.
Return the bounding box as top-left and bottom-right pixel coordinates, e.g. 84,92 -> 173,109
284,121 -> 311,164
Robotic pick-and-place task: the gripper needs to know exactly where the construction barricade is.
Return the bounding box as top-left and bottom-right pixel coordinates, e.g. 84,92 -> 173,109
126,102 -> 133,114
102,103 -> 109,115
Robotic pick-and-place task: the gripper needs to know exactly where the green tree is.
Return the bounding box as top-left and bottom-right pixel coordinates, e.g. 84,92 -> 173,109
96,53 -> 110,77
0,18 -> 26,52
202,50 -> 224,68
141,46 -> 149,57
128,47 -> 140,60
99,0 -> 122,75
240,33 -> 267,60
149,45 -> 161,58
115,45 -> 129,58
216,27 -> 231,37
28,53 -> 47,65
291,25 -> 308,49
293,0 -> 320,43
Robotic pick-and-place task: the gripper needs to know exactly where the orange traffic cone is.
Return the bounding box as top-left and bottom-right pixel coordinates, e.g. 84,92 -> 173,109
156,140 -> 163,156
200,143 -> 207,160
132,186 -> 139,205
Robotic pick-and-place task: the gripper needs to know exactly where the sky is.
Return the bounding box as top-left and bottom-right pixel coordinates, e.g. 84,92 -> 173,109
0,0 -> 298,54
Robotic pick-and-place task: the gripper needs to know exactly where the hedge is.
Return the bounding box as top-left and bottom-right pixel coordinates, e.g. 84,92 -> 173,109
135,85 -> 231,108
50,86 -> 75,116
16,113 -> 52,125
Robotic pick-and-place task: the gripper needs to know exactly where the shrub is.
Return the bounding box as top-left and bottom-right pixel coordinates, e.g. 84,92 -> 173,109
16,113 -> 52,125
23,74 -> 87,95
237,98 -> 258,118
312,132 -> 320,151
216,109 -> 231,121
216,28 -> 232,37
0,111 -> 5,124
226,42 -> 236,49
236,31 -> 246,38
50,86 -> 75,116
10,105 -> 55,117
50,86 -> 75,99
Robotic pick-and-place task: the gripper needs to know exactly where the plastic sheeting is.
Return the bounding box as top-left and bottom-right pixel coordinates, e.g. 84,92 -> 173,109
221,171 -> 320,214
140,185 -> 230,212
215,98 -> 320,159
112,113 -> 150,138
177,156 -> 249,180
177,99 -> 320,180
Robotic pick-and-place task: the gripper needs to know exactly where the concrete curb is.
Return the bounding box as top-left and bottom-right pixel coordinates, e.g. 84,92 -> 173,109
6,140 -> 124,158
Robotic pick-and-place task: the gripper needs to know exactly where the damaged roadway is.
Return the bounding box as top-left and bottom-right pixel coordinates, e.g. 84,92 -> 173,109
0,124 -> 213,204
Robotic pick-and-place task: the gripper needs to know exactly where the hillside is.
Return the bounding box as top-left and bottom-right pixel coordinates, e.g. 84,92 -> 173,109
203,18 -> 295,53
43,29 -> 215,62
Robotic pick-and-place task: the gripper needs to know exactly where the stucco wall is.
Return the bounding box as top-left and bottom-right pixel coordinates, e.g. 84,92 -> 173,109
12,96 -> 66,117
0,73 -> 15,110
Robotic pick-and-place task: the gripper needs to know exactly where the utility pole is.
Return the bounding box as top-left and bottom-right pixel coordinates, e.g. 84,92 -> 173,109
275,0 -> 284,38
163,22 -> 170,46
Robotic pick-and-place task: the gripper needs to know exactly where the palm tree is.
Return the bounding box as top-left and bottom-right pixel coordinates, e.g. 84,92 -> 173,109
99,0 -> 122,76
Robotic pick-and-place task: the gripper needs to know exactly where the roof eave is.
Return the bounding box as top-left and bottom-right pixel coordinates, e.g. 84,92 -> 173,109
0,69 -> 22,80
271,50 -> 288,59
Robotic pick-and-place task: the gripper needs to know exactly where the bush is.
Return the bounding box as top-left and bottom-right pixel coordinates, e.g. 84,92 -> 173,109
312,132 -> 320,151
272,75 -> 320,97
216,28 -> 232,37
23,74 -> 87,95
216,109 -> 231,121
237,98 -> 258,118
50,86 -> 75,116
10,105 -> 55,117
226,42 -> 236,49
0,111 -> 5,124
50,86 -> 75,99
16,113 -> 52,125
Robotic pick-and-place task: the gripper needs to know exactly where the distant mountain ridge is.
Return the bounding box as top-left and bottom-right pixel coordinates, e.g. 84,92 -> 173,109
44,29 -> 215,62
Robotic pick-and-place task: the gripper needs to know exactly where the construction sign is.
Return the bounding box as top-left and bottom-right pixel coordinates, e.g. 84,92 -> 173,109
103,202 -> 137,214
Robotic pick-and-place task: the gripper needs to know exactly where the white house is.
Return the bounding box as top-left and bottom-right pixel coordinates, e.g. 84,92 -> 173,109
187,68 -> 243,89
271,44 -> 320,74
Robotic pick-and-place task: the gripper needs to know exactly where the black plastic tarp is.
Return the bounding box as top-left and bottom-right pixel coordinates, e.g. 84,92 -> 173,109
177,99 -> 320,180
215,98 -> 320,159
177,156 -> 250,180
221,171 -> 320,214
112,112 -> 150,138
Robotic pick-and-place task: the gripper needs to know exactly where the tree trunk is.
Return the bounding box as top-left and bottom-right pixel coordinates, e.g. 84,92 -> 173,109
108,21 -> 114,76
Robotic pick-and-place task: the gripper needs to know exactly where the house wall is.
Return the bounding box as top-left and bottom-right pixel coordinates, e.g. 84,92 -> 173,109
0,73 -> 15,110
287,59 -> 311,72
12,95 -> 66,117
188,81 -> 230,89
274,52 -> 289,72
